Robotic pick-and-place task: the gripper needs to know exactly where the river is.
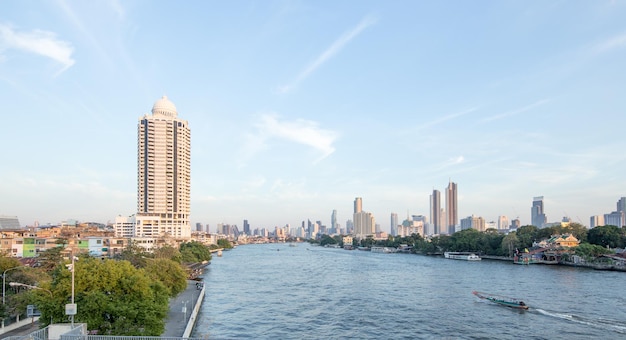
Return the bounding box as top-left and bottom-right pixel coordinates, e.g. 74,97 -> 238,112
191,243 -> 626,339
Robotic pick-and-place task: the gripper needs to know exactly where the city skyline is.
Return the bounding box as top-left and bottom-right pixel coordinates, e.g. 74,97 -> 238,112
1,1 -> 626,231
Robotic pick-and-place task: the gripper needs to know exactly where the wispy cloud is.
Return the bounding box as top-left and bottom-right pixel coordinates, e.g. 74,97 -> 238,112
277,15 -> 377,94
0,23 -> 75,76
481,99 -> 550,123
244,113 -> 339,164
593,32 -> 626,54
414,107 -> 478,131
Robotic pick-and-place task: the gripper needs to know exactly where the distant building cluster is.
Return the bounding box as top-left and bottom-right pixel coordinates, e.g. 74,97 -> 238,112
3,97 -> 625,256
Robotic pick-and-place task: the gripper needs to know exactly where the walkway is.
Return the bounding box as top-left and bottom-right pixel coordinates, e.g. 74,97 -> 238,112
1,280 -> 205,339
161,280 -> 204,337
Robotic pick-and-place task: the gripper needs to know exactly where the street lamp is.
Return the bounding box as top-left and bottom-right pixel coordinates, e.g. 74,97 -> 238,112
8,282 -> 52,297
9,282 -> 53,326
2,266 -> 25,328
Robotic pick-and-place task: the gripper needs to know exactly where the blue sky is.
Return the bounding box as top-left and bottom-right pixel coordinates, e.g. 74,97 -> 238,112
1,1 -> 625,231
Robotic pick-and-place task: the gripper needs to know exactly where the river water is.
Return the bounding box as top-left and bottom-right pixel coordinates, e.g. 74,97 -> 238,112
191,243 -> 626,339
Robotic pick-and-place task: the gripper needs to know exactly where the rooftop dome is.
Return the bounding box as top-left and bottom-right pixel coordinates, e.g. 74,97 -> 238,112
151,95 -> 177,117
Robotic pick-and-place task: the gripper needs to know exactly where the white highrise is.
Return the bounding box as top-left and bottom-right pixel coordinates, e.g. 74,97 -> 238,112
136,96 -> 191,238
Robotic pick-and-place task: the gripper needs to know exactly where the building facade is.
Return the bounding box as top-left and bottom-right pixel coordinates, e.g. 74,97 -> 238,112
531,196 -> 547,228
390,213 -> 398,236
136,96 -> 191,238
445,180 -> 458,235
430,190 -> 441,235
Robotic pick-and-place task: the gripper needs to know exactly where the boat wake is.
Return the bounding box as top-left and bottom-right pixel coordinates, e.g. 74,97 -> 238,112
534,308 -> 626,334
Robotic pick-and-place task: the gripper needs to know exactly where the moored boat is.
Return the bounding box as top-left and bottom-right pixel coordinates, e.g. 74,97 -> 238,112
444,252 -> 481,261
472,291 -> 529,310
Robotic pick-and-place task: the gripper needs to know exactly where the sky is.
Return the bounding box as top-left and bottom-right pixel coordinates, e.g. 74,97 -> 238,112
1,1 -> 625,232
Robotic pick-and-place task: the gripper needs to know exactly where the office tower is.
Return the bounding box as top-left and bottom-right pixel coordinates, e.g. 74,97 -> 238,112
195,222 -> 203,232
618,197 -> 626,226
510,218 -> 520,229
354,197 -> 362,214
445,180 -> 458,235
243,220 -> 250,235
390,213 -> 398,236
136,96 -> 191,238
497,216 -> 509,230
353,197 -> 375,238
604,211 -> 624,227
331,210 -> 338,234
531,196 -> 547,228
430,190 -> 442,235
590,215 -> 604,228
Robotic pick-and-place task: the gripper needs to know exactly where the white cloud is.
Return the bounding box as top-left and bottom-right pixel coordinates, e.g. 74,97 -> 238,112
278,15 -> 377,94
593,32 -> 626,54
481,99 -> 550,123
0,23 -> 75,76
414,107 -> 478,131
244,113 -> 339,163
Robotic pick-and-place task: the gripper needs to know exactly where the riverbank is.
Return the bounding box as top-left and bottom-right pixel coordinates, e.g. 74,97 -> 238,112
161,280 -> 205,337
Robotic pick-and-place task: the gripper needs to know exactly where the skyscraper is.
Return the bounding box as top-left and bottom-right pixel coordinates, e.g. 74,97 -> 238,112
243,219 -> 250,235
353,197 -> 375,238
354,197 -> 362,214
617,197 -> 626,226
531,196 -> 547,228
136,96 -> 191,238
430,190 -> 441,235
390,212 -> 398,236
331,209 -> 338,233
445,180 -> 458,234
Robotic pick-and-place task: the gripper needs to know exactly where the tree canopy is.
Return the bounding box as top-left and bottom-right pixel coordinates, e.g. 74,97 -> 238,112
36,257 -> 169,335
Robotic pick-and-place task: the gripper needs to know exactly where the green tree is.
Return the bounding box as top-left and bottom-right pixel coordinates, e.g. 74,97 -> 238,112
588,225 -> 622,248
574,243 -> 612,260
153,244 -> 182,263
319,235 -> 338,246
37,247 -> 65,271
180,241 -> 213,263
501,232 -> 520,257
37,257 -> 169,335
515,225 -> 539,249
143,258 -> 188,296
216,238 -> 233,249
118,241 -> 151,268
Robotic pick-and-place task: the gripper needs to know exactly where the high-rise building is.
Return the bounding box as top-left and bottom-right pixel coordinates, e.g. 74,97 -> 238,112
331,210 -> 338,233
590,215 -> 604,228
604,211 -> 624,227
353,197 -> 375,238
136,96 -> 191,238
617,197 -> 626,226
243,220 -> 250,235
430,190 -> 442,235
445,180 -> 458,235
531,196 -> 547,228
390,213 -> 398,236
354,197 -> 362,214
497,216 -> 509,230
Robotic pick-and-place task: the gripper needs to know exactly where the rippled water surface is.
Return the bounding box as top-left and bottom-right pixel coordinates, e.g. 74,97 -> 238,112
192,243 -> 626,339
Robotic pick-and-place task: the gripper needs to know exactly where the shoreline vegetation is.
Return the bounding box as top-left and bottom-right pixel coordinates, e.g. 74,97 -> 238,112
308,223 -> 626,273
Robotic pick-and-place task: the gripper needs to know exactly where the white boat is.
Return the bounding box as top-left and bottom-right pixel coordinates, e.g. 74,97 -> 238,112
371,246 -> 396,253
444,252 -> 481,261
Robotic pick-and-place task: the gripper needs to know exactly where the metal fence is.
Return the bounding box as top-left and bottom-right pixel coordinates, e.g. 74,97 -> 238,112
3,327 -> 48,340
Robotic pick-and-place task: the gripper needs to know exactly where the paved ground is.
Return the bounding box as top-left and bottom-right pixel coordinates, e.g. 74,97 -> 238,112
161,280 -> 204,337
0,280 -> 204,339
0,319 -> 40,339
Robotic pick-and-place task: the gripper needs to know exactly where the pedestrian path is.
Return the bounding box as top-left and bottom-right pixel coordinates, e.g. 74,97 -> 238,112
161,280 -> 205,337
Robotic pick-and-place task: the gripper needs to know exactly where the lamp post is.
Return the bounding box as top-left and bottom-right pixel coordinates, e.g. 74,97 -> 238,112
9,282 -> 53,326
8,282 -> 52,297
2,266 -> 23,328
